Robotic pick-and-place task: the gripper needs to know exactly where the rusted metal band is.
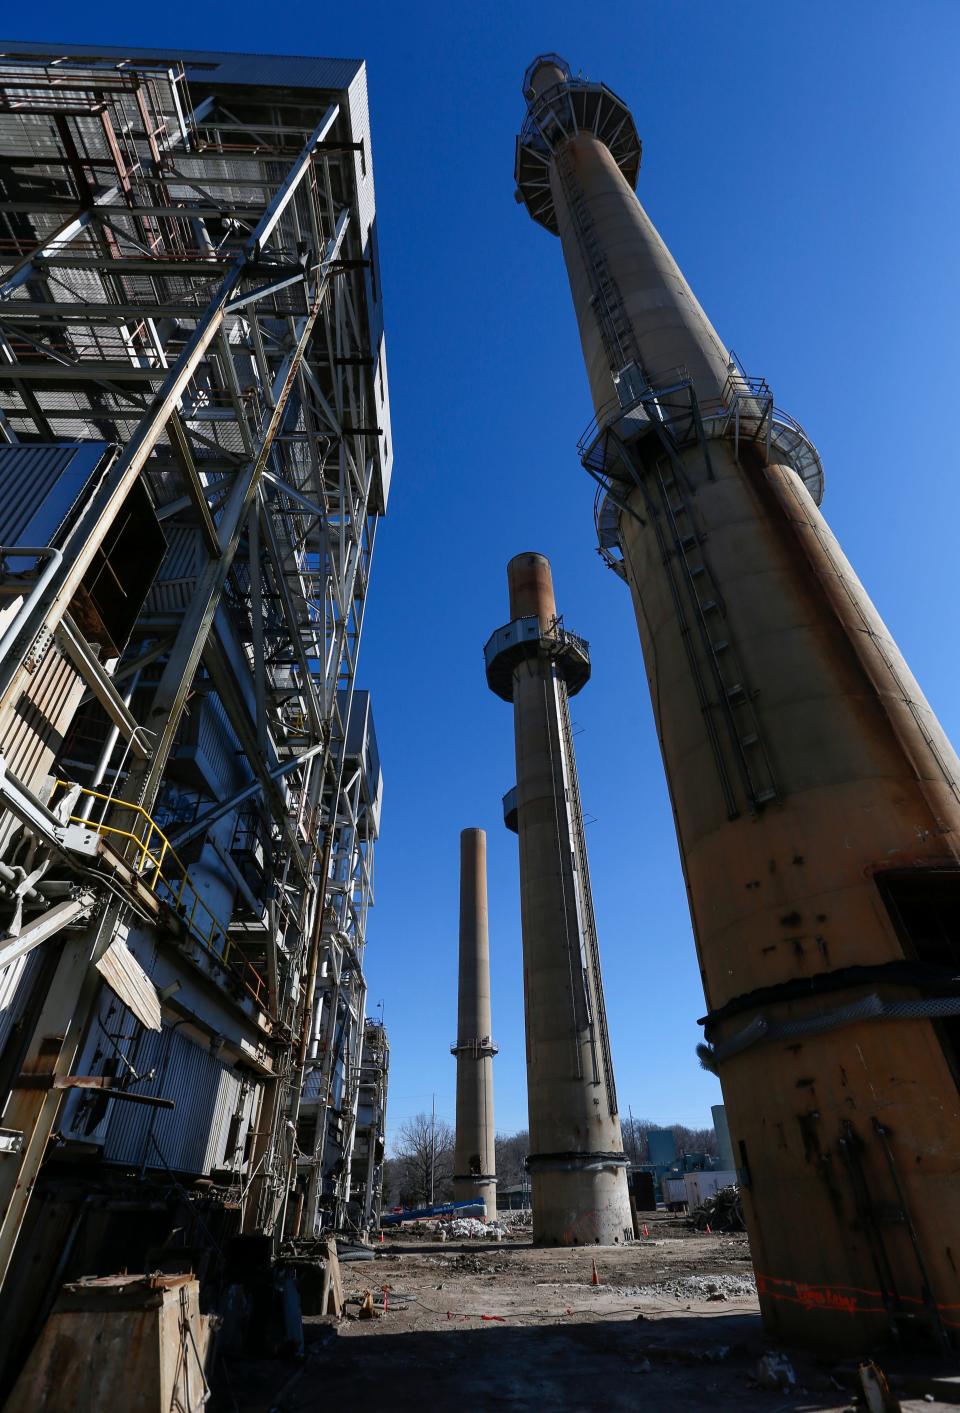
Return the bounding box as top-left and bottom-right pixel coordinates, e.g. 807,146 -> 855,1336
700,959 -> 960,1038
525,1150 -> 628,1174
698,993 -> 960,1073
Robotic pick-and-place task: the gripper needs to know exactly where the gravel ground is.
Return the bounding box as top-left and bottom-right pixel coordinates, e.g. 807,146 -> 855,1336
215,1214 -> 960,1412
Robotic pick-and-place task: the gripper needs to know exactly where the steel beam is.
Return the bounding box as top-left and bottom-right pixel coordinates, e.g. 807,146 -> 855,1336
57,616 -> 151,759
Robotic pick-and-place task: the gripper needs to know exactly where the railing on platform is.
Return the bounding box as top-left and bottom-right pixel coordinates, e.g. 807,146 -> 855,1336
52,780 -> 269,1010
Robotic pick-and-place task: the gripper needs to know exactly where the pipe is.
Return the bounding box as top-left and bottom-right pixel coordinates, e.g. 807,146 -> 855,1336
0,546 -> 62,668
78,668 -> 143,821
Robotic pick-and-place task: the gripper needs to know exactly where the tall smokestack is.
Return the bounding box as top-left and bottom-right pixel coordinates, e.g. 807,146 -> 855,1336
515,53 -> 960,1349
452,828 -> 497,1220
486,552 -> 632,1246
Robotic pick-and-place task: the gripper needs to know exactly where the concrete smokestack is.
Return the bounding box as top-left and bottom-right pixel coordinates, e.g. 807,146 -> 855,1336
515,54 -> 960,1349
486,552 -> 632,1246
711,1104 -> 735,1174
452,828 -> 497,1220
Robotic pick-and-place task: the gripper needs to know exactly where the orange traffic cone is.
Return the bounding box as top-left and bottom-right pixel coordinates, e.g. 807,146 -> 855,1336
379,1230 -> 384,1243
591,1258 -> 599,1287
641,1223 -> 649,1238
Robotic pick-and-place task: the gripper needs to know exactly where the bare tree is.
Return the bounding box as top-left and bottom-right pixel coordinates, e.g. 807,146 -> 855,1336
385,1114 -> 719,1213
620,1114 -> 718,1164
393,1111 -> 456,1206
495,1129 -> 529,1187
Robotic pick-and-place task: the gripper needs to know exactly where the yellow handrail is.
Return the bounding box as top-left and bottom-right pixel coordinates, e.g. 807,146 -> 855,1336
52,780 -> 268,1008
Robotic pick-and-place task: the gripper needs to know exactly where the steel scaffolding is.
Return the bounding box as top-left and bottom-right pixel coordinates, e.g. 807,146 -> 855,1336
0,42 -> 391,1303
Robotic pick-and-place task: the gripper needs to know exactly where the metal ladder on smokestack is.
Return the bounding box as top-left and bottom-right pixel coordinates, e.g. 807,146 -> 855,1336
556,677 -> 618,1115
649,454 -> 778,813
557,149 -> 640,373
558,148 -> 777,816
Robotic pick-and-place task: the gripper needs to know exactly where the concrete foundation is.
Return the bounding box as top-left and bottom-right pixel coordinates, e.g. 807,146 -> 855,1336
487,552 -> 632,1246
452,828 -> 497,1221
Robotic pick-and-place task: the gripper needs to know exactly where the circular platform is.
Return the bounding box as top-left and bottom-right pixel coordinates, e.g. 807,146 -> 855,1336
484,616 -> 591,701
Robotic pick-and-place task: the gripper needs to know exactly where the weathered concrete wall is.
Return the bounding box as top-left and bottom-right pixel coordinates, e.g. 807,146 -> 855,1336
504,554 -> 632,1246
519,58 -> 960,1347
453,828 -> 497,1221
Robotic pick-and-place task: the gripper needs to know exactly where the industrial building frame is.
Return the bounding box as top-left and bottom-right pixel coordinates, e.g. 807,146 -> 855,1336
0,40 -> 391,1355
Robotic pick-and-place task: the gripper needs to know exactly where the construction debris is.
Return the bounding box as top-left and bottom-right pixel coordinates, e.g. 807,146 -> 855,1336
614,1273 -> 756,1302
688,1184 -> 745,1233
445,1217 -> 508,1240
858,1361 -> 902,1413
321,1241 -> 345,1318
754,1352 -> 797,1391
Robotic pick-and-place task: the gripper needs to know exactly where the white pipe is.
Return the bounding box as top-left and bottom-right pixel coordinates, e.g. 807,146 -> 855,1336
0,546 -> 63,668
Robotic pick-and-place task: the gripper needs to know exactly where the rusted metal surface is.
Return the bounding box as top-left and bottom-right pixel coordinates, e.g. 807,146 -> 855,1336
4,1273 -> 210,1410
507,551 -> 557,627
12,1075 -> 173,1109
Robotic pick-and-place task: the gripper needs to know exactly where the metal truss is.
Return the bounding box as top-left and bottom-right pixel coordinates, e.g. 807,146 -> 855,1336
354,1017 -> 388,1228
288,740 -> 378,1237
0,51 -> 386,1273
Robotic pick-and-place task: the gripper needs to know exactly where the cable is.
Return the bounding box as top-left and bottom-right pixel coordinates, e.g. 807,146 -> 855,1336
385,1290 -> 666,1321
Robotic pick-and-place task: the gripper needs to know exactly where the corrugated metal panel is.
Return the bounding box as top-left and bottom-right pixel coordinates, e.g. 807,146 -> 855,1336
302,1069 -> 324,1104
1,643 -> 83,787
0,441 -> 110,547
197,694 -> 248,796
60,986 -> 144,1145
101,1025 -> 255,1176
163,688 -> 248,800
95,937 -> 161,1031
143,524 -> 200,615
0,947 -> 43,1058
0,642 -> 85,859
201,1064 -> 256,1173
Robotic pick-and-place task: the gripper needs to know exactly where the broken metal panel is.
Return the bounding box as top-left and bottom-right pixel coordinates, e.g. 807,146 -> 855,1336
94,936 -> 161,1032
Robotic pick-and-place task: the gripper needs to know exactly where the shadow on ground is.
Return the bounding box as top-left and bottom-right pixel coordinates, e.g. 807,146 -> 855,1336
215,1311 -> 849,1413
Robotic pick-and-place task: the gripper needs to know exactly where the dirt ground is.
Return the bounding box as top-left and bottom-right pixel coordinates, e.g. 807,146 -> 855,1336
216,1214 -> 960,1412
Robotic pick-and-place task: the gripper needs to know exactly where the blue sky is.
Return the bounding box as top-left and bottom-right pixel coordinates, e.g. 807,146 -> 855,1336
8,2 -> 960,1145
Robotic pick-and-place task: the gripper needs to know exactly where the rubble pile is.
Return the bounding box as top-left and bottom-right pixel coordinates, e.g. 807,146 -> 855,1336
505,1209 -> 533,1228
688,1184 -> 745,1233
623,1272 -> 757,1302
444,1217 -> 509,1240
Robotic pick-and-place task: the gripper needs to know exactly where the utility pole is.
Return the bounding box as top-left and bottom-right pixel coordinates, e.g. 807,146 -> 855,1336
429,1093 -> 436,1205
